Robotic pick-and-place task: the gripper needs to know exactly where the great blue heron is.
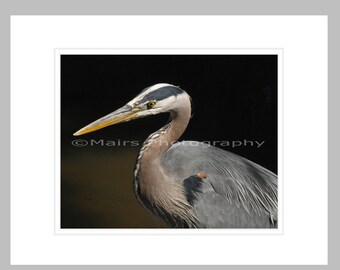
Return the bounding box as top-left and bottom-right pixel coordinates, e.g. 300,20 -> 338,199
74,83 -> 277,228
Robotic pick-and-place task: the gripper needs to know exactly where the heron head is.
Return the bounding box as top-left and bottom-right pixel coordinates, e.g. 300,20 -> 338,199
73,83 -> 191,136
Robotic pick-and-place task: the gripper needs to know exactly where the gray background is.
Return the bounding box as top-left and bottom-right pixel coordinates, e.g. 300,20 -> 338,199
1,0 -> 335,268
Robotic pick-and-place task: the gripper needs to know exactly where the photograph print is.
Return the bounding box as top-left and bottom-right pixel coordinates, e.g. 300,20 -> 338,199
60,53 -> 278,229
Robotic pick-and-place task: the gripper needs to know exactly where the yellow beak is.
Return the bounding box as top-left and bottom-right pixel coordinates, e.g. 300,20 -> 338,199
73,105 -> 139,136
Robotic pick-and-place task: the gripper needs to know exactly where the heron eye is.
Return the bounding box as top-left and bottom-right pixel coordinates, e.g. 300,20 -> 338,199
147,101 -> 156,109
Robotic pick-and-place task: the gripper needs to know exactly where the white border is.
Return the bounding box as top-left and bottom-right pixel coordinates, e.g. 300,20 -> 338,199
54,48 -> 283,235
11,16 -> 327,265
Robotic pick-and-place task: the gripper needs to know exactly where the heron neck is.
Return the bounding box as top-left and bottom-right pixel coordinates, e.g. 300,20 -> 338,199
135,102 -> 191,181
149,108 -> 191,158
133,100 -> 195,227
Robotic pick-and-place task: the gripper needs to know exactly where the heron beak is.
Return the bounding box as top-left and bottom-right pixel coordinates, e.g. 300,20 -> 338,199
73,105 -> 139,136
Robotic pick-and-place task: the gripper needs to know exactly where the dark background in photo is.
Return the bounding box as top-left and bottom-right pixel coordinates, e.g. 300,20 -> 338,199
61,54 -> 278,228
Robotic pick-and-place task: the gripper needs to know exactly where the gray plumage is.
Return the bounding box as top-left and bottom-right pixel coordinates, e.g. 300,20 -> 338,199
74,83 -> 278,228
161,141 -> 277,228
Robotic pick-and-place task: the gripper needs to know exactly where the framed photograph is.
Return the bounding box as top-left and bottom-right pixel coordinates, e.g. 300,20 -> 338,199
56,50 -> 281,232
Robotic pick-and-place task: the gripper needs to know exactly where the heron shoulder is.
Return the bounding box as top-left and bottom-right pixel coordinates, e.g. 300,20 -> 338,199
161,140 -> 278,224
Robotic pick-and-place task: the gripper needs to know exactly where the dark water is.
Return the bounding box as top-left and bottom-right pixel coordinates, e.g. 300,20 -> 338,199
61,148 -> 166,228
